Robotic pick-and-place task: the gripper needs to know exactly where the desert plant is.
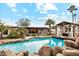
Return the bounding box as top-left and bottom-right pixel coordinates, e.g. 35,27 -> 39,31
7,32 -> 18,39
16,28 -> 28,39
45,18 -> 55,35
0,21 -> 8,39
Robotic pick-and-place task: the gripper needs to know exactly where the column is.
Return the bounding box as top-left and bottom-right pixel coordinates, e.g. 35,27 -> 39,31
71,25 -> 73,37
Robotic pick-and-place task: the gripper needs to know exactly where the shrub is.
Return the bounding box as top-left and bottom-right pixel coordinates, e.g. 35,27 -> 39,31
39,34 -> 49,36
32,33 -> 37,36
7,32 -> 19,39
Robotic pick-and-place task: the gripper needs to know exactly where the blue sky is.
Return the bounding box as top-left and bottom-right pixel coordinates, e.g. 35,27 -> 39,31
0,3 -> 79,27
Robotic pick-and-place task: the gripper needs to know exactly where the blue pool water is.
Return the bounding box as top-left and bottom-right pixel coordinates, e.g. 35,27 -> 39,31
0,37 -> 64,54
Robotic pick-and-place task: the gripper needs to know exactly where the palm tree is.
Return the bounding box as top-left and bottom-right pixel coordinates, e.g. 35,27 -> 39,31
68,5 -> 77,23
68,5 -> 77,37
0,22 -> 8,39
45,19 -> 55,46
17,27 -> 28,39
45,18 -> 55,35
73,14 -> 77,23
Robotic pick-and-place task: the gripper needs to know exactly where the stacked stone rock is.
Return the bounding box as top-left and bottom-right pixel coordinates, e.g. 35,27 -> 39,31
38,46 -> 63,56
38,33 -> 79,56
62,33 -> 79,56
0,49 -> 29,56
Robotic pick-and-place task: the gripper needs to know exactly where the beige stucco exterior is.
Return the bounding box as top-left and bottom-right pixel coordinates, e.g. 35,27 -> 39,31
56,21 -> 79,37
7,27 -> 50,35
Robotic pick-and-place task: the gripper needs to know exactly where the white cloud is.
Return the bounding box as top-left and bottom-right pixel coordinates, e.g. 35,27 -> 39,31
60,16 -> 68,20
35,3 -> 58,13
47,14 -> 59,19
6,3 -> 17,12
39,14 -> 59,20
57,15 -> 71,24
1,18 -> 16,26
61,11 -> 71,16
39,14 -> 59,25
25,16 -> 29,18
43,4 -> 58,11
39,11 -> 47,14
0,18 -> 9,23
61,12 -> 66,15
5,22 -> 16,26
6,3 -> 16,8
39,14 -> 71,25
12,8 -> 17,12
23,8 -> 27,12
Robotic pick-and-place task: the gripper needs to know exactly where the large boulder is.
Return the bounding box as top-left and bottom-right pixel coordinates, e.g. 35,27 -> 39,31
23,51 -> 29,56
62,45 -> 77,50
4,49 -> 16,56
76,38 -> 79,47
65,46 -> 77,50
51,46 -> 63,56
16,51 -> 29,56
62,50 -> 79,56
0,50 -> 6,56
64,40 -> 79,49
76,38 -> 79,43
0,49 -> 16,56
38,46 -> 52,56
75,33 -> 79,43
56,53 -> 64,56
30,52 -> 39,56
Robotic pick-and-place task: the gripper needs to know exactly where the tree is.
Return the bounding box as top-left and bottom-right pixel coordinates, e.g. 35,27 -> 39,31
68,5 -> 77,37
45,19 -> 55,46
68,5 -> 77,23
0,21 -> 8,38
17,18 -> 31,26
45,18 -> 55,35
16,27 -> 28,39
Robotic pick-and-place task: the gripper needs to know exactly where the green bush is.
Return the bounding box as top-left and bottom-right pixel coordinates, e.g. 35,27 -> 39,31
7,32 -> 18,39
39,34 -> 49,36
32,33 -> 37,36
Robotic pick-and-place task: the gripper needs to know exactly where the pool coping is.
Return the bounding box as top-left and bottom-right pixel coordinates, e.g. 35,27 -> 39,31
0,36 -> 52,45
0,36 -> 75,45
0,37 -> 33,45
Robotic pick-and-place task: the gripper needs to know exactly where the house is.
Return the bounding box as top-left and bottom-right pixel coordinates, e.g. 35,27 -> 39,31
55,21 -> 79,37
2,21 -> 79,38
6,26 -> 50,36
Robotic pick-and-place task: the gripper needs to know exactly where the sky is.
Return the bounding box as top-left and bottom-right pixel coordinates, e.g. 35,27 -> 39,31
0,3 -> 79,27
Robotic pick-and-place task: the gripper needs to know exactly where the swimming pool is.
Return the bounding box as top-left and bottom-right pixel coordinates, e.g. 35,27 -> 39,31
0,37 -> 64,54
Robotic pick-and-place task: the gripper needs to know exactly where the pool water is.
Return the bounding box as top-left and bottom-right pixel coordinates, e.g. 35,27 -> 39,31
0,37 -> 64,54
